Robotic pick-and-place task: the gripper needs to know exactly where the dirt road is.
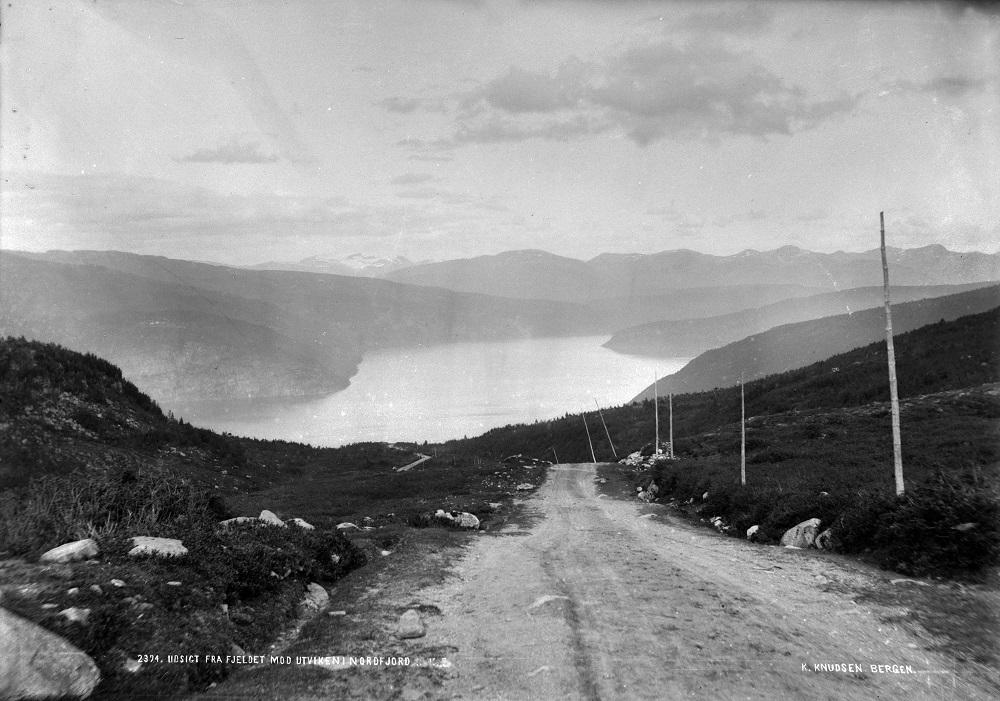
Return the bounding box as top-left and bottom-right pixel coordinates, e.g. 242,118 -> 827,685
411,464 -> 994,700
197,463 -> 996,700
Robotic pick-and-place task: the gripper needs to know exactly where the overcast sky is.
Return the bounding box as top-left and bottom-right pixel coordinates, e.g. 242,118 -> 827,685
2,0 -> 997,265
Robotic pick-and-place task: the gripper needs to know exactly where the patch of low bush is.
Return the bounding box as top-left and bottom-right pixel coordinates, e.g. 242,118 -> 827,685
648,462 -> 999,578
0,469 -> 364,699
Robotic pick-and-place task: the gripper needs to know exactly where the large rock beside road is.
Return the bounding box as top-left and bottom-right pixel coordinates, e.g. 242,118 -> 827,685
780,518 -> 822,549
39,538 -> 99,564
259,510 -> 286,527
396,609 -> 426,639
128,536 -> 188,558
0,607 -> 101,699
297,583 -> 329,617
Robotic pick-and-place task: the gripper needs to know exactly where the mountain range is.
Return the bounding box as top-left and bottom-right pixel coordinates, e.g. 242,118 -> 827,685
2,244 -> 997,407
385,245 -> 1000,301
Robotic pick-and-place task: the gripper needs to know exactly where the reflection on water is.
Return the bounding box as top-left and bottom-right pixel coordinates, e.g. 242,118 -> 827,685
167,336 -> 688,447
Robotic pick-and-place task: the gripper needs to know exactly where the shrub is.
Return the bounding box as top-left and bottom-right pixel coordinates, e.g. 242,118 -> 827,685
870,475 -> 1000,576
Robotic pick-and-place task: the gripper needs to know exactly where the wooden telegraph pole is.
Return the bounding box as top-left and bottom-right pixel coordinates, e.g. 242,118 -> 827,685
668,392 -> 674,459
740,377 -> 746,486
582,415 -> 597,464
653,371 -> 660,454
880,212 -> 905,495
594,399 -> 617,458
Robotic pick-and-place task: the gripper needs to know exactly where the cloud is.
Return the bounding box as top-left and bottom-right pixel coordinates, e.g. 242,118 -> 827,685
421,36 -> 860,147
179,137 -> 279,164
887,74 -> 992,99
380,97 -> 425,114
390,172 -> 436,186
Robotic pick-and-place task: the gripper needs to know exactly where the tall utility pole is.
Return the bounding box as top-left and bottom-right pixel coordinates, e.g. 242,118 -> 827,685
582,415 -> 597,463
594,399 -> 617,458
740,377 -> 746,486
653,372 -> 660,453
881,211 -> 905,495
668,392 -> 674,459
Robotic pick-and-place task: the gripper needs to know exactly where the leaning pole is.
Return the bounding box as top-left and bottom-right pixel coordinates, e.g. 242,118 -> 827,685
881,211 -> 905,495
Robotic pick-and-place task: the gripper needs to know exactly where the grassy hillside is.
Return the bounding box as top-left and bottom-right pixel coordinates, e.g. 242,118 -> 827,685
632,285 -> 1000,399
0,336 -> 547,699
604,282 -> 994,357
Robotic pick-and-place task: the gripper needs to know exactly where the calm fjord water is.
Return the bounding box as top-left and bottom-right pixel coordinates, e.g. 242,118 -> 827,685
169,336 -> 688,447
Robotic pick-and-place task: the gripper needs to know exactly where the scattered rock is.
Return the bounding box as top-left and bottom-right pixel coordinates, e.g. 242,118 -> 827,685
361,516 -> 375,527
67,587 -> 79,596
167,581 -> 182,587
297,583 -> 329,617
489,502 -> 503,511
336,522 -> 360,531
110,579 -> 126,588
41,604 -> 57,610
59,607 -> 91,625
815,529 -> 835,550
528,594 -> 569,610
328,610 -> 347,617
396,609 -> 426,639
515,483 -> 533,491
330,553 -> 341,565
380,550 -> 392,556
952,522 -> 977,532
89,585 -> 103,595
288,518 -> 315,530
454,512 -> 480,529
702,491 -> 709,501
780,518 -> 822,549
124,657 -> 142,674
890,578 -> 930,586
39,538 -> 99,564
0,608 -> 101,699
746,525 -> 760,541
259,510 -> 286,527
219,516 -> 260,528
128,537 -> 187,559
230,643 -> 246,657
709,516 -> 728,533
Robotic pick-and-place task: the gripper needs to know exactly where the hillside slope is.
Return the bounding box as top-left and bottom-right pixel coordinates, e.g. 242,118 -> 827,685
631,285 -> 1000,399
605,282 -> 994,357
1,251 -> 603,402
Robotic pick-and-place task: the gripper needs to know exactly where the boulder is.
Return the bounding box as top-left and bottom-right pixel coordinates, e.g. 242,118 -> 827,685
297,583 -> 329,617
59,607 -> 91,625
396,609 -> 426,639
39,538 -> 99,564
219,516 -> 260,528
780,518 -> 822,549
336,522 -> 360,531
454,512 -> 480,529
815,529 -> 835,550
516,483 -> 533,491
0,608 -> 100,699
746,525 -> 760,542
288,518 -> 315,530
128,536 -> 188,558
259,510 -> 286,527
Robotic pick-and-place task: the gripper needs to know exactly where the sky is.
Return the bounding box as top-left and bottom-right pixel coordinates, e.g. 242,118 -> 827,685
1,0 -> 998,265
